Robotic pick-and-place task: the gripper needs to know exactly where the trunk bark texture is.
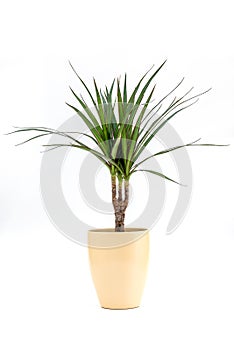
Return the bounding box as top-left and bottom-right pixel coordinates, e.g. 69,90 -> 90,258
111,176 -> 129,232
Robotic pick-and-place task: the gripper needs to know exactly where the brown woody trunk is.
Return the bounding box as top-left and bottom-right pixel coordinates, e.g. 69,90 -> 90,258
111,176 -> 129,232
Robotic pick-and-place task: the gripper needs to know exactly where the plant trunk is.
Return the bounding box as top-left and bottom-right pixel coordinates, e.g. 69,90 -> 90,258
111,176 -> 129,232
115,211 -> 125,232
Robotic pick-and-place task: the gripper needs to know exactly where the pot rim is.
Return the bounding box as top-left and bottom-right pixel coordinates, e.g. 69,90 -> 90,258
88,228 -> 149,249
88,227 -> 148,233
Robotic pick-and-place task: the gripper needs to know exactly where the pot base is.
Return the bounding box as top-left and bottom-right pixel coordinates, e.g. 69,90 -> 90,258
102,305 -> 139,310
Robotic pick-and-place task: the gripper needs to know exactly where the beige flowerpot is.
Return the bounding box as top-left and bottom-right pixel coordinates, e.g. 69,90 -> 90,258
88,228 -> 149,309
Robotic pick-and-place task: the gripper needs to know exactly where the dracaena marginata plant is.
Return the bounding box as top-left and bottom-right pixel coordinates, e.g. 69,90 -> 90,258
8,61 -> 227,232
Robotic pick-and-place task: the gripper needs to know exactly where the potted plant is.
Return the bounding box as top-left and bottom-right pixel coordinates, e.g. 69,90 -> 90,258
7,60 -> 227,309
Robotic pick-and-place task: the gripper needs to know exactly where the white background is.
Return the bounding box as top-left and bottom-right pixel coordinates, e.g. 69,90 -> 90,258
0,0 -> 234,349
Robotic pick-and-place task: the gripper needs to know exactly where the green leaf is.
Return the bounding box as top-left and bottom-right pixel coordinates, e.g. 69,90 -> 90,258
125,85 -> 156,174
117,78 -> 124,123
126,60 -> 166,134
65,102 -> 106,150
42,143 -> 110,168
15,133 -> 50,146
133,99 -> 200,162
9,126 -> 91,148
69,61 -> 97,108
128,64 -> 155,104
143,99 -> 200,147
67,143 -> 125,175
135,60 -> 166,106
132,138 -> 201,169
132,169 -> 185,186
123,73 -> 127,103
111,137 -> 121,159
69,86 -> 102,130
121,127 -> 128,166
93,78 -> 108,140
141,78 -> 185,124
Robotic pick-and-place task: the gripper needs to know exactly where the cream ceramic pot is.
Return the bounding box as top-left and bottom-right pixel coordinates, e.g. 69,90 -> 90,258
88,228 -> 149,309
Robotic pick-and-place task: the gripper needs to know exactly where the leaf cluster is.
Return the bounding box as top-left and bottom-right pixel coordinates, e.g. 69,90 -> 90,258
8,61 -> 227,184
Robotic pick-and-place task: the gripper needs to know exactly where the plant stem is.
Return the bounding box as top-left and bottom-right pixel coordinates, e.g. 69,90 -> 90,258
111,176 -> 129,232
